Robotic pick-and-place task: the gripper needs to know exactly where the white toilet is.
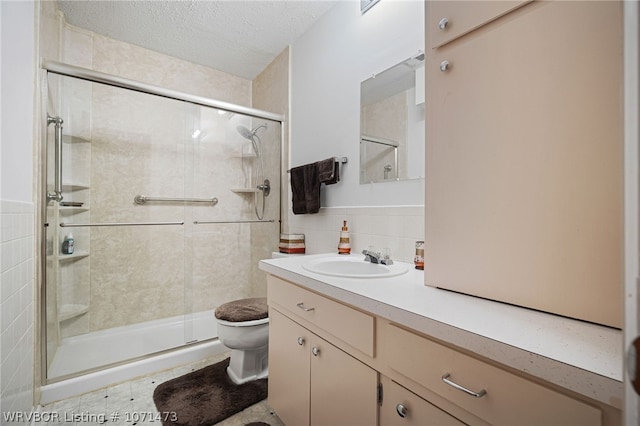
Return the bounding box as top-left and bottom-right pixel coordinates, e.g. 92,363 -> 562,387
215,297 -> 269,385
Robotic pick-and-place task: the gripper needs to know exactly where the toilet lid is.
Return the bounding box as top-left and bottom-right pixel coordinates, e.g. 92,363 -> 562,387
214,297 -> 268,322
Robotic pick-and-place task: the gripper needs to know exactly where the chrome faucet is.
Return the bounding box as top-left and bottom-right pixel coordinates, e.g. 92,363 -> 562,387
362,249 -> 381,264
362,249 -> 394,265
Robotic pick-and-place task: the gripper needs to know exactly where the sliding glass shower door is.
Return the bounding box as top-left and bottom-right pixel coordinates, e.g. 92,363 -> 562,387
43,71 -> 281,381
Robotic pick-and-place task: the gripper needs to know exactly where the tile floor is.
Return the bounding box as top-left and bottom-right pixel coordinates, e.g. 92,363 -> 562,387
40,352 -> 284,426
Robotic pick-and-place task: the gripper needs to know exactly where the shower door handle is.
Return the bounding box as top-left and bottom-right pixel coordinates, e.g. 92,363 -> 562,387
47,115 -> 64,203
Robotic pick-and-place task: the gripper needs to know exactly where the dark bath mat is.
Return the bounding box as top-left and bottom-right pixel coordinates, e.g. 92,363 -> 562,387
153,358 -> 267,426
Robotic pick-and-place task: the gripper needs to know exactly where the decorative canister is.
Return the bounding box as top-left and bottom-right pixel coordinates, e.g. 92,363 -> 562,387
279,234 -> 306,254
414,240 -> 424,270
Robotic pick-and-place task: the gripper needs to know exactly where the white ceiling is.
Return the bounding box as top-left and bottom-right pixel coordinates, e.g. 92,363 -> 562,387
57,0 -> 339,80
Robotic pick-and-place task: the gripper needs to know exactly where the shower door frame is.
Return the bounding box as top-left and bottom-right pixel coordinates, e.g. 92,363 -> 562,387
38,60 -> 285,384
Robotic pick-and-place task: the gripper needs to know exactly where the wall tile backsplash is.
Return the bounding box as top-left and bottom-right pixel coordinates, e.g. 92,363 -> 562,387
1,200 -> 35,421
288,205 -> 424,263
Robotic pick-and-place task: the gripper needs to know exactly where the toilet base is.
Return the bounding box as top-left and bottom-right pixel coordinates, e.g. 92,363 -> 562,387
226,346 -> 269,385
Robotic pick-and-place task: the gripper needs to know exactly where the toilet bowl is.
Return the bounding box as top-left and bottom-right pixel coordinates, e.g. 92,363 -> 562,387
215,297 -> 269,385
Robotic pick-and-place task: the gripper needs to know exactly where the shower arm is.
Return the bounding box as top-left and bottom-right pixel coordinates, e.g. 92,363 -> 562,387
46,115 -> 64,203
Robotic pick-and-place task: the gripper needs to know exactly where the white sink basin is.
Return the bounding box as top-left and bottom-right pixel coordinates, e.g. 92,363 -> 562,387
302,256 -> 409,278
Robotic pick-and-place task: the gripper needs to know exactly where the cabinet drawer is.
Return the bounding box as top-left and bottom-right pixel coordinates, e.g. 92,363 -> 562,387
380,376 -> 465,426
427,0 -> 528,49
386,323 -> 601,426
267,275 -> 374,357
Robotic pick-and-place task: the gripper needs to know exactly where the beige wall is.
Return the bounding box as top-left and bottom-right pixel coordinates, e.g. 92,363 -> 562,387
251,47 -> 290,296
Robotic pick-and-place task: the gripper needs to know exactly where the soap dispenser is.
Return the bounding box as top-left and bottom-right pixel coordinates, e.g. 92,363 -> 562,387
61,233 -> 75,255
338,220 -> 351,255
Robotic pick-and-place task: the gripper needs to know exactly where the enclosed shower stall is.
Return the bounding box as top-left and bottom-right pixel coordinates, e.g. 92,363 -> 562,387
41,62 -> 282,383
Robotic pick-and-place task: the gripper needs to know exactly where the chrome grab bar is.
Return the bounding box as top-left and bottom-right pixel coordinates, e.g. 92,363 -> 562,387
134,195 -> 218,205
193,219 -> 275,224
60,221 -> 184,228
441,373 -> 487,398
47,115 -> 64,203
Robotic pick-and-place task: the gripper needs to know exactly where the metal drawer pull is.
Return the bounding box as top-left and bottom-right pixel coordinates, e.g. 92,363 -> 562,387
442,373 -> 487,398
396,404 -> 408,418
440,60 -> 450,72
312,347 -> 320,357
296,302 -> 315,312
297,337 -> 305,346
438,17 -> 449,30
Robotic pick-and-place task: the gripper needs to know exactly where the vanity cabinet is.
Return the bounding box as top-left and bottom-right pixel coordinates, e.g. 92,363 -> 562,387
265,273 -> 618,426
267,274 -> 375,357
383,322 -> 601,426
268,309 -> 377,426
425,0 -> 623,328
379,376 -> 465,426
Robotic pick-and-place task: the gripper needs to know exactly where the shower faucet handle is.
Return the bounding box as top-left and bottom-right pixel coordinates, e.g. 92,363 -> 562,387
256,179 -> 271,197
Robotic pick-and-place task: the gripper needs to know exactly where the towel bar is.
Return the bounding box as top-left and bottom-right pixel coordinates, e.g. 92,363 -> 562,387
287,156 -> 347,173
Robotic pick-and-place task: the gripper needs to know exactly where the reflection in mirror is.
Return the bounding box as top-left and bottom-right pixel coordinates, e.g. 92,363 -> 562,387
360,135 -> 398,181
360,54 -> 425,184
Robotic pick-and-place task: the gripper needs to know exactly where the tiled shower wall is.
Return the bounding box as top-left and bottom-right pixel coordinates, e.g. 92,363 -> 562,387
53,16 -> 273,335
0,200 -> 35,419
288,205 -> 424,264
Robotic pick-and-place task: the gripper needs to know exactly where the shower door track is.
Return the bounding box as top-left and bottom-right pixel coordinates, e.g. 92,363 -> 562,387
60,221 -> 185,228
41,60 -> 285,122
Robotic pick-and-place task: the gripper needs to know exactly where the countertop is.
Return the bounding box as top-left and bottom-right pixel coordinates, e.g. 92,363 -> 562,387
259,253 -> 623,409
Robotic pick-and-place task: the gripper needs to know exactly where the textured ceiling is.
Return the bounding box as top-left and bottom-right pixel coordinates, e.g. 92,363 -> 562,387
57,0 -> 339,80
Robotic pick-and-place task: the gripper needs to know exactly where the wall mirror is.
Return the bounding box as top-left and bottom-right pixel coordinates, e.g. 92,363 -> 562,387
360,54 -> 425,184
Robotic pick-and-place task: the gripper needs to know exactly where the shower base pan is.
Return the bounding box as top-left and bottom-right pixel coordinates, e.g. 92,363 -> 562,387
42,310 -> 224,404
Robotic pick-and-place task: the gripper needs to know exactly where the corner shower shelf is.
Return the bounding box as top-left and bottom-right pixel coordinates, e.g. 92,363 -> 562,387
62,135 -> 90,144
58,303 -> 89,322
58,251 -> 89,262
231,188 -> 259,193
59,207 -> 89,215
61,184 -> 90,192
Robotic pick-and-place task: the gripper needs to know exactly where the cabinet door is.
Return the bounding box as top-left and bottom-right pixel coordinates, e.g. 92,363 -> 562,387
310,335 -> 378,426
426,0 -> 623,328
379,376 -> 465,426
269,309 -> 311,426
427,0 -> 528,49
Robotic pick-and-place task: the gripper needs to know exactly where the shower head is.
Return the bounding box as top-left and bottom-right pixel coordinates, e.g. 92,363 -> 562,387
236,124 -> 267,139
236,125 -> 255,140
236,124 -> 267,156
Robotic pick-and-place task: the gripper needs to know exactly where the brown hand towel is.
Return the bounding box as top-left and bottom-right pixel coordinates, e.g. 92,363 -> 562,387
291,162 -> 321,214
304,162 -> 321,213
318,157 -> 340,185
290,165 -> 307,214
